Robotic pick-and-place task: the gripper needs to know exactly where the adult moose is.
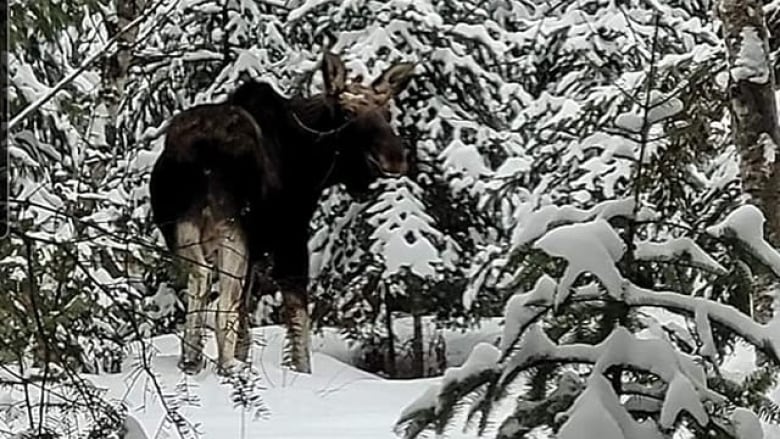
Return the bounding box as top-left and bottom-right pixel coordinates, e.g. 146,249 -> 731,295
149,52 -> 414,374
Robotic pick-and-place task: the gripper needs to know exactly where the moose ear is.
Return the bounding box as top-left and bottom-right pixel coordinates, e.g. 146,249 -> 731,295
322,52 -> 347,96
372,62 -> 416,97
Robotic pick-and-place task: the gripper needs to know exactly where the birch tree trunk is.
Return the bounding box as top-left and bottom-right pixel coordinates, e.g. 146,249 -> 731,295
93,0 -> 146,281
99,0 -> 145,149
718,0 -> 780,246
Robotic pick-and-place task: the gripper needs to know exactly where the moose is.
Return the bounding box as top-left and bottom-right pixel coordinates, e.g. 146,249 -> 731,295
149,52 -> 414,374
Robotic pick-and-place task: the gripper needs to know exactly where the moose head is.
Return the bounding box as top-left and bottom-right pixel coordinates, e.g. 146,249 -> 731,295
319,52 -> 415,193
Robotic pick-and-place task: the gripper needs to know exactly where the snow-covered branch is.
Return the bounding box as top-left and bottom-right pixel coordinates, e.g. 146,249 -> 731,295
622,284 -> 780,365
707,204 -> 780,277
8,0 -> 175,131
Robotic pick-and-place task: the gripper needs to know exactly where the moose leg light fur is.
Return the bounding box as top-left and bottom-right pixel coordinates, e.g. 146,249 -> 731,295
234,271 -> 255,363
176,221 -> 211,374
215,222 -> 248,371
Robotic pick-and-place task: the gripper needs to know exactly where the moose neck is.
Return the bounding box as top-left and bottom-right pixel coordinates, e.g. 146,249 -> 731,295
227,82 -> 347,204
284,95 -> 348,189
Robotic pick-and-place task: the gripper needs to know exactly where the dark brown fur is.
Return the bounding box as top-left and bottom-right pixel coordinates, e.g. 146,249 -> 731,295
149,54 -> 414,373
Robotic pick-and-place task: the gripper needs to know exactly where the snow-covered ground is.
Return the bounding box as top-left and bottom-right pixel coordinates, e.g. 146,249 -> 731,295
4,322 -> 778,438
88,325 -> 505,439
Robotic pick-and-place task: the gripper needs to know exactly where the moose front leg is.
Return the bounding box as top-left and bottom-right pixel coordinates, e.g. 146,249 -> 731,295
279,278 -> 311,373
273,235 -> 312,374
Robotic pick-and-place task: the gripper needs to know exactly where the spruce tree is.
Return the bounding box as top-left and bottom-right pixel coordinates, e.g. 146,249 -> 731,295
397,1 -> 780,437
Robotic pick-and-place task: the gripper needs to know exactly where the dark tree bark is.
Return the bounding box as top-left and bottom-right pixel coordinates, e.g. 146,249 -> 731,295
719,0 -> 780,246
411,298 -> 424,378
383,283 -> 398,378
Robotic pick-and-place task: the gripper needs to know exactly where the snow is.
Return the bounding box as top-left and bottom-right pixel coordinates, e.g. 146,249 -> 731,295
721,341 -> 759,383
400,342 -> 501,420
9,0 -> 780,437
534,218 -> 626,301
6,300 -> 780,439
124,415 -> 149,439
615,111 -> 643,133
440,139 -> 491,179
492,310 -> 780,436
731,27 -> 770,83
580,132 -> 637,160
624,284 -> 780,366
440,342 -> 500,389
366,178 -> 459,278
499,322 -> 727,421
287,0 -> 331,21
450,23 -> 508,55
706,205 -> 780,277
494,156 -> 532,178
593,328 -> 712,399
500,275 -> 556,353
732,407 -> 764,439
635,237 -> 727,275
559,390 -> 624,439
760,132 -> 777,165
660,372 -> 708,428
695,303 -> 717,360
53,327 -> 503,439
559,374 -> 663,439
614,91 -> 684,133
374,228 -> 441,278
647,94 -> 684,124
542,99 -> 582,129
511,198 -> 635,248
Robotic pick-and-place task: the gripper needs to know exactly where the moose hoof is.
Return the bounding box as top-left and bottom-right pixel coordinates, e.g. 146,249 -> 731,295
286,355 -> 312,374
217,358 -> 246,376
291,363 -> 311,374
178,354 -> 204,375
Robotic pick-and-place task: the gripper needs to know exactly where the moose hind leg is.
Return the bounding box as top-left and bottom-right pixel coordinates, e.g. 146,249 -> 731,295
176,221 -> 211,374
234,268 -> 256,363
215,222 -> 248,373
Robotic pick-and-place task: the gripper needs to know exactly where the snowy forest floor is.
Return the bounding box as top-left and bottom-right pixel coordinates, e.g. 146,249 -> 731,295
89,324 -> 505,439
75,323 -> 780,439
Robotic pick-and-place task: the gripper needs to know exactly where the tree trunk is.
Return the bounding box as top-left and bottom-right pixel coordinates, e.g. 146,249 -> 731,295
99,0 -> 145,149
411,291 -> 425,378
719,0 -> 780,246
383,283 -> 397,378
719,0 -> 780,324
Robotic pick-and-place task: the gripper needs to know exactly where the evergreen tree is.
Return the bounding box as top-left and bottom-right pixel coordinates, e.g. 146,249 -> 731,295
397,1 -> 780,437
5,0 -> 780,436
